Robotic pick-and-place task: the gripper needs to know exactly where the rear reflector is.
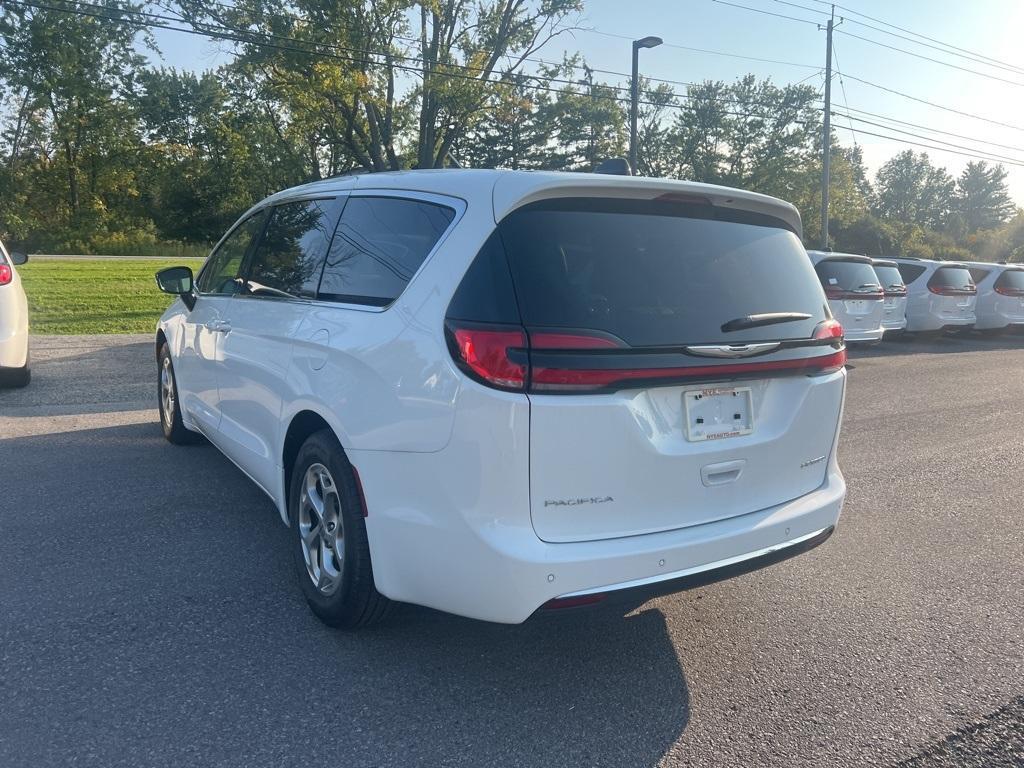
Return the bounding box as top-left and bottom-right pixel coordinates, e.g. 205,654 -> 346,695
542,593 -> 608,610
0,264 -> 11,286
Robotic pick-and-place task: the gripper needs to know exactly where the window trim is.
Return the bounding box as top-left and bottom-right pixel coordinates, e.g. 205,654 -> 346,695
313,189 -> 466,312
233,195 -> 345,304
195,209 -> 270,296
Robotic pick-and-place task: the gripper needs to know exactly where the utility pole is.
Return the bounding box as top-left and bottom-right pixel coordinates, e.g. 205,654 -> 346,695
583,64 -> 596,171
820,5 -> 835,250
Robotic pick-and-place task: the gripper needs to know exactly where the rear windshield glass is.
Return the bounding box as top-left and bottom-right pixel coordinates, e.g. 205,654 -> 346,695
928,267 -> 975,290
873,265 -> 904,290
814,259 -> 881,291
497,198 -> 827,345
995,269 -> 1024,290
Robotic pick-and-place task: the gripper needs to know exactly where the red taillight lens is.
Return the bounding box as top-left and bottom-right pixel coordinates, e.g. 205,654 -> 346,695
451,327 -> 527,390
929,284 -> 976,295
529,331 -> 623,349
813,319 -> 844,341
0,264 -> 11,286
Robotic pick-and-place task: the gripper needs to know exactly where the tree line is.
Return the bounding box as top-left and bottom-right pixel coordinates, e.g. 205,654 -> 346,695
0,0 -> 1021,261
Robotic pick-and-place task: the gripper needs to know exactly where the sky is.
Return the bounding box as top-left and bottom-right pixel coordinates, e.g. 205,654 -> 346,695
146,0 -> 1024,203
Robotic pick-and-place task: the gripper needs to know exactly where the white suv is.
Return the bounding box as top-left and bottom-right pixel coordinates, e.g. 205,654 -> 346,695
155,170 -> 847,627
871,259 -> 909,334
0,241 -> 30,387
891,257 -> 977,333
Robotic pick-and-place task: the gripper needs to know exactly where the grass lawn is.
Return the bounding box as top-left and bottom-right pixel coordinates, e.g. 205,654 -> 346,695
18,258 -> 206,334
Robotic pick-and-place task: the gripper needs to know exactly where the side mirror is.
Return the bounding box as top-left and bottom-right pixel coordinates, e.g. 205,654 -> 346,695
156,266 -> 194,294
155,266 -> 196,310
9,251 -> 28,265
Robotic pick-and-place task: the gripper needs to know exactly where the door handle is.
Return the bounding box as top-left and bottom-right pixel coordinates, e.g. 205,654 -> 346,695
701,459 -> 746,487
205,320 -> 232,333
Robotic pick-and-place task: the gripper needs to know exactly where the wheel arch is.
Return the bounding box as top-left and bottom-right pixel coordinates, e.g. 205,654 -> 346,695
281,409 -> 343,525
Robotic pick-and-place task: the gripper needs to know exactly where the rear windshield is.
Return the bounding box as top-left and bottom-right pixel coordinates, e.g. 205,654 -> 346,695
995,269 -> 1024,290
497,198 -> 827,345
814,259 -> 881,291
928,267 -> 975,290
873,265 -> 904,290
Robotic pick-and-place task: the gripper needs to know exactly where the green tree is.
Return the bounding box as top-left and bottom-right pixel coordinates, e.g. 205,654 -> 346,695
953,161 -> 1017,234
873,150 -> 954,230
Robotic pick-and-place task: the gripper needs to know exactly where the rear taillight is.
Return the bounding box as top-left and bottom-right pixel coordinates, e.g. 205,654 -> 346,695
812,318 -> 844,341
0,264 -> 11,285
824,287 -> 883,300
929,284 -> 976,295
447,321 -> 847,393
451,326 -> 527,390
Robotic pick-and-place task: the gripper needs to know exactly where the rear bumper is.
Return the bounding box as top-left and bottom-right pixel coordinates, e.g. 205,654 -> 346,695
844,326 -> 884,342
550,525 -> 835,607
360,454 -> 846,624
0,321 -> 28,368
880,318 -> 907,332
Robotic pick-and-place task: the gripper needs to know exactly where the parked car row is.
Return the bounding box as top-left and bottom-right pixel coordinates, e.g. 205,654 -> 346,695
806,250 -> 1024,340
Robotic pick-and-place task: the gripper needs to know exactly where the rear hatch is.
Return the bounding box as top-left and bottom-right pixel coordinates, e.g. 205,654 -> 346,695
993,268 -> 1024,320
446,196 -> 846,543
873,263 -> 908,323
815,257 -> 884,334
928,266 -> 977,320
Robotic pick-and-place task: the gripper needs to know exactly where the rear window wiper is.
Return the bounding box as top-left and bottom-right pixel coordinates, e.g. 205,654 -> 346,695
721,312 -> 812,333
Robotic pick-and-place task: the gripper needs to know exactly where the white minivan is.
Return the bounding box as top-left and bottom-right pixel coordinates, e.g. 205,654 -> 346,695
0,241 -> 30,387
890,257 -> 977,333
155,170 -> 847,627
962,261 -> 1024,332
807,251 -> 884,342
871,259 -> 908,334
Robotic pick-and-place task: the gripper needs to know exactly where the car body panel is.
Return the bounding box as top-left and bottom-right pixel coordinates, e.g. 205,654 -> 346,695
888,257 -> 978,332
962,261 -> 1024,330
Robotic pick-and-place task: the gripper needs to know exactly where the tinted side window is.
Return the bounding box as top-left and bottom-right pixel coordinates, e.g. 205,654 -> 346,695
198,212 -> 266,295
319,196 -> 456,306
244,198 -> 344,299
897,263 -> 927,284
446,231 -> 521,324
967,267 -> 991,283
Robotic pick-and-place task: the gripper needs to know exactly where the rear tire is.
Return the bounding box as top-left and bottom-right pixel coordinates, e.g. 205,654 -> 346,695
0,364 -> 30,388
158,343 -> 200,445
289,429 -> 392,629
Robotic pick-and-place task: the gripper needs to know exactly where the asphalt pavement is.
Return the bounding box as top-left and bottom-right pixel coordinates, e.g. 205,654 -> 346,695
1,333 -> 1022,767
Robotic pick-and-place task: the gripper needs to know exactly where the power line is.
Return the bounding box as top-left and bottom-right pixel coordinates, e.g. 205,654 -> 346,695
831,123 -> 1024,167
831,112 -> 1024,165
709,0 -> 820,26
830,43 -> 858,147
835,29 -> 1024,88
836,105 -> 1024,154
838,73 -> 1024,133
802,0 -> 1024,75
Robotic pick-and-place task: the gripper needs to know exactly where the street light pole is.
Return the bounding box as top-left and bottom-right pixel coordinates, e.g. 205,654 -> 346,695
630,35 -> 662,176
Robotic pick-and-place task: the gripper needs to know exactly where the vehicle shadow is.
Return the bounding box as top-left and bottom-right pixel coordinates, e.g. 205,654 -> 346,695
0,422 -> 691,768
847,332 -> 1024,359
0,339 -> 154,416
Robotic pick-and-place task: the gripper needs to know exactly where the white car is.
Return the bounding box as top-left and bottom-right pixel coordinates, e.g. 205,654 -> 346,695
871,258 -> 908,334
155,170 -> 847,627
806,251 -> 884,342
961,261 -> 1024,332
0,242 -> 30,388
890,257 -> 977,333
